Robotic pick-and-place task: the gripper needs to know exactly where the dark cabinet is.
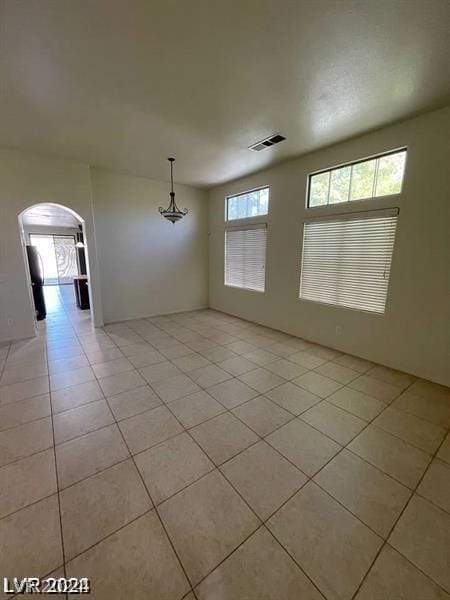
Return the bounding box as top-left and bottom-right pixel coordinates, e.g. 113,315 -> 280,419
73,276 -> 90,310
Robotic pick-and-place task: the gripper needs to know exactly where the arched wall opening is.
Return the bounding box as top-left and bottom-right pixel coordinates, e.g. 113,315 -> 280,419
17,202 -> 101,331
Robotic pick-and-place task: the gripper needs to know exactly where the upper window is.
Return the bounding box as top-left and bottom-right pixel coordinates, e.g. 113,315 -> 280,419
226,187 -> 269,221
308,149 -> 407,208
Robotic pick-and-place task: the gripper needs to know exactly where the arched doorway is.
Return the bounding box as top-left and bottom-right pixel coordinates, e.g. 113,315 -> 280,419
18,203 -> 99,332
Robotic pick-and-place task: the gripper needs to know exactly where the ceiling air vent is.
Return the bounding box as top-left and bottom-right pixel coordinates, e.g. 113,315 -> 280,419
249,133 -> 286,151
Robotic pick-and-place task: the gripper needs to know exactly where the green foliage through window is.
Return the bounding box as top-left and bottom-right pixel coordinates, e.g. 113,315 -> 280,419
308,149 -> 406,208
226,187 -> 269,221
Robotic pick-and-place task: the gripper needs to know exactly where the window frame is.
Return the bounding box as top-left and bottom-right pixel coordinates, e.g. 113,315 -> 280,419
298,207 -> 399,314
225,185 -> 270,222
224,223 -> 268,294
306,148 -> 407,209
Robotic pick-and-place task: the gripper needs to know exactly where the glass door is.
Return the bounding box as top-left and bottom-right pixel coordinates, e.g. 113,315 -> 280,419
29,234 -> 79,285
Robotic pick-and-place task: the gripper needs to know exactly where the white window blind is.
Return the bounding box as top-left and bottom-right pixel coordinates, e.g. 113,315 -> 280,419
299,210 -> 398,313
225,226 -> 267,292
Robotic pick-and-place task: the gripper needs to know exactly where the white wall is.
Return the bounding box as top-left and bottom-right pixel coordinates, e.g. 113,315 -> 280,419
209,107 -> 450,386
0,150 -> 103,342
90,168 -> 209,323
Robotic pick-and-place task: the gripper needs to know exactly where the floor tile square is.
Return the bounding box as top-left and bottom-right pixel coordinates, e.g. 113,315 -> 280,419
238,368 -> 285,393
417,459 -> 450,513
408,379 -> 450,402
355,544 -> 448,600
207,378 -> 259,409
265,382 -> 321,415
334,354 -> 374,373
232,396 -> 293,436
201,346 -> 237,364
98,370 -> 146,396
85,346 -> 124,365
349,374 -> 403,403
221,440 -> 307,519
92,357 -> 134,379
0,362 -> 48,386
315,361 -> 360,385
300,400 -> 366,445
51,380 -> 103,413
0,449 -> 56,519
159,470 -> 259,585
389,495 -> 450,592
367,365 -> 416,389
437,433 -> 450,464
216,356 -> 258,376
168,390 -> 225,428
264,358 -> 308,380
288,350 -> 327,369
242,348 -> 279,366
190,412 -> 259,465
327,386 -> 385,421
138,361 -> 182,384
56,424 -> 130,489
0,394 -> 51,431
151,374 -> 201,403
373,407 -> 446,453
50,366 -> 95,391
48,354 -> 90,375
189,364 -> 232,388
266,419 -> 341,476
0,497 -> 61,597
107,385 -> 161,421
0,417 -> 53,467
268,482 -> 382,600
128,349 -> 166,368
160,343 -> 194,360
119,405 -> 183,454
60,459 -> 151,559
315,450 -> 411,537
66,511 -> 189,600
293,371 -> 342,398
348,425 -> 431,488
172,352 -> 211,372
196,527 -> 323,600
53,399 -> 114,444
0,376 -> 49,405
135,432 -> 214,504
393,390 -> 450,428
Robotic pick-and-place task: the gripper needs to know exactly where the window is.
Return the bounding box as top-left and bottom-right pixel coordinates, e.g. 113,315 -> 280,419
308,149 -> 406,208
225,225 -> 267,292
299,209 -> 398,313
226,187 -> 269,220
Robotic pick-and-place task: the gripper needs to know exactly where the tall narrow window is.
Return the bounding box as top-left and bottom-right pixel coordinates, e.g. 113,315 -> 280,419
225,225 -> 267,292
299,210 -> 398,313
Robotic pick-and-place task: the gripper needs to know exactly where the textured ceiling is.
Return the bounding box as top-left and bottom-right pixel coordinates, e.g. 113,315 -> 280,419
1,0 -> 450,187
21,204 -> 81,228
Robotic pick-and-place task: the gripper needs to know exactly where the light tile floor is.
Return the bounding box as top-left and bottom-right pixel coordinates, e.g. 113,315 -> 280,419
0,285 -> 449,599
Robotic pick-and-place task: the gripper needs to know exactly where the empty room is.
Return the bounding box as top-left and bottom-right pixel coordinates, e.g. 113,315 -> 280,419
0,1 -> 449,599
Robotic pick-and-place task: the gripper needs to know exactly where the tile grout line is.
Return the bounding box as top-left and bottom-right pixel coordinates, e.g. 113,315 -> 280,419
2,301 -> 449,599
350,420 -> 450,599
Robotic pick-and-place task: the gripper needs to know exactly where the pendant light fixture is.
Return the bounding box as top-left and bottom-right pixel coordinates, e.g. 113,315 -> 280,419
159,157 -> 188,224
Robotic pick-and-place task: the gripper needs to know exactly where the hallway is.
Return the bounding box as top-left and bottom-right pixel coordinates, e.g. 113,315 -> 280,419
0,300 -> 449,598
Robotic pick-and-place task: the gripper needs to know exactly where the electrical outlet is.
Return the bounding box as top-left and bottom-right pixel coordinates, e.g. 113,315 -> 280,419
336,325 -> 342,334
7,319 -> 14,326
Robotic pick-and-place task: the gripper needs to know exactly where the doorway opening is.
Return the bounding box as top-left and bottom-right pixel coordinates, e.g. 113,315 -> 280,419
18,203 -> 93,330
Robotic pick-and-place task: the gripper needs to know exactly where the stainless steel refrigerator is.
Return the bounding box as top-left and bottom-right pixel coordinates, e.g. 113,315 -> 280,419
26,245 -> 46,320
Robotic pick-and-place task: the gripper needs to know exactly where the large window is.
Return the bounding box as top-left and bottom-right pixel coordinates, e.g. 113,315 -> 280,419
225,226 -> 267,292
226,187 -> 269,221
29,234 -> 79,285
308,149 -> 406,208
299,210 -> 398,313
